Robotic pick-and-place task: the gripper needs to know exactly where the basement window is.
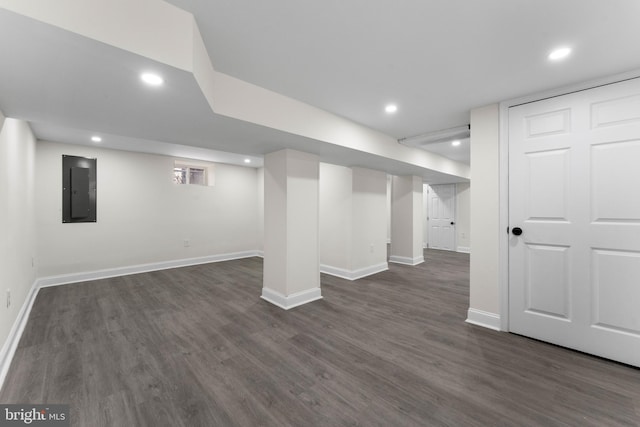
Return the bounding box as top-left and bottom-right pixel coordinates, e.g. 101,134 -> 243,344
173,165 -> 207,185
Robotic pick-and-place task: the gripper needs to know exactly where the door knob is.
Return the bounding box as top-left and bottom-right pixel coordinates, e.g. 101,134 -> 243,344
512,227 -> 523,236
450,221 -> 455,225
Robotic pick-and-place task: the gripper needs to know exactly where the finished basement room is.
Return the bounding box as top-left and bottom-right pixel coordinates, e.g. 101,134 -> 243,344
1,1 -> 640,426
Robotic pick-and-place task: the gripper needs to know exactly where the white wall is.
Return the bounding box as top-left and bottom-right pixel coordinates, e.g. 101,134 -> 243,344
423,184 -> 429,248
320,165 -> 387,277
257,167 -> 264,253
319,163 -> 352,270
390,175 -> 424,263
469,104 -> 500,315
411,177 -> 424,258
456,182 -> 471,252
386,175 -> 392,243
0,117 -> 37,359
35,141 -> 259,277
351,167 -> 387,271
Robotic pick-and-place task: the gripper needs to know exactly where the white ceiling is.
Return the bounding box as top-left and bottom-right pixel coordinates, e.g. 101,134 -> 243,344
167,0 -> 640,136
2,1 -> 640,178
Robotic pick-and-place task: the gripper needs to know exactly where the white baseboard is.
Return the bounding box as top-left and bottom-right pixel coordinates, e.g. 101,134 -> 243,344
466,308 -> 502,331
389,255 -> 425,266
457,246 -> 471,254
36,250 -> 261,288
320,262 -> 388,281
261,287 -> 322,310
0,279 -> 40,391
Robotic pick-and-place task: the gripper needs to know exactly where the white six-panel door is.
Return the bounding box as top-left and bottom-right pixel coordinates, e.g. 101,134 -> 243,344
428,184 -> 456,251
508,77 -> 640,367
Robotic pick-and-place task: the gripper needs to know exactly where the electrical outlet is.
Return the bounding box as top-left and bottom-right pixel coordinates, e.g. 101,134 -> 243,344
6,289 -> 10,309
183,239 -> 190,248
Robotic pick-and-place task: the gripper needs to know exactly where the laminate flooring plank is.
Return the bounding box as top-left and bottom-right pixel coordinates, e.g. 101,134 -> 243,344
149,353 -> 228,427
221,354 -> 320,427
130,395 -> 188,427
0,345 -> 47,403
190,355 -> 286,427
157,313 -> 234,361
287,332 -> 447,425
218,322 -> 318,393
249,332 -> 370,425
353,399 -> 431,427
550,375 -> 638,426
91,390 -> 139,427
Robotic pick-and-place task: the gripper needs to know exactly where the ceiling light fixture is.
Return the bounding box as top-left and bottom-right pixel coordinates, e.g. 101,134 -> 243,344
140,72 -> 164,86
91,136 -> 102,143
451,140 -> 461,147
548,47 -> 572,61
385,104 -> 398,114
244,158 -> 251,164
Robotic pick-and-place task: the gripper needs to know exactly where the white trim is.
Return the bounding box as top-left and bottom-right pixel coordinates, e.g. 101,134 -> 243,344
466,308 -> 502,331
320,265 -> 351,280
456,246 -> 470,254
255,250 -> 264,258
389,255 -> 424,266
320,262 -> 388,280
37,250 -> 261,288
0,280 -> 39,390
497,70 -> 640,333
499,98 -> 511,332
260,287 -> 322,310
352,263 -> 388,279
501,70 -> 640,110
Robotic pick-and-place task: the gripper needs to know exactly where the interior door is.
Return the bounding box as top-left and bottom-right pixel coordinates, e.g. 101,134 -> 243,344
508,77 -> 640,367
428,184 -> 456,251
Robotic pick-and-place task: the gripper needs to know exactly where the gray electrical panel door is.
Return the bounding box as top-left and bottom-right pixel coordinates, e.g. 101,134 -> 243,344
70,167 -> 90,218
62,155 -> 97,223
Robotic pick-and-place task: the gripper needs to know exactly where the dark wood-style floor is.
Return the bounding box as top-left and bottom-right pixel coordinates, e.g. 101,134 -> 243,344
1,250 -> 639,426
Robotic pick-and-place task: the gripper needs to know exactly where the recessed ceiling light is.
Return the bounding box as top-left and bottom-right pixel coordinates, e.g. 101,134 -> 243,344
91,136 -> 102,143
244,158 -> 251,164
385,104 -> 398,114
548,47 -> 572,61
140,72 -> 164,86
451,140 -> 461,147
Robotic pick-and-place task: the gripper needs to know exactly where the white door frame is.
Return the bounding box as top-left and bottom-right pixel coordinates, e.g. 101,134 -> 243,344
497,69 -> 640,332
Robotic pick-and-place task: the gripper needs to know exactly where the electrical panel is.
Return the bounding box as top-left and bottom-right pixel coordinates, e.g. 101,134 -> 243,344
62,155 -> 97,223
